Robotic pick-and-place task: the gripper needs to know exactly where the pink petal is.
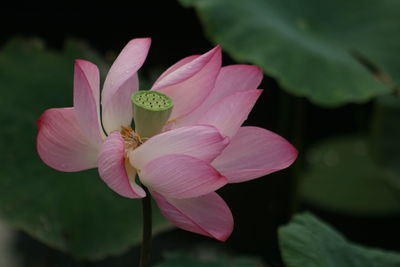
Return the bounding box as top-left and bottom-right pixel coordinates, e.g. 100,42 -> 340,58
197,89 -> 262,138
173,65 -> 263,128
209,65 -> 263,103
73,60 -> 103,144
139,154 -> 227,199
129,125 -> 229,170
152,191 -> 233,241
212,127 -> 298,183
98,132 -> 146,198
151,46 -> 221,120
37,108 -> 99,172
101,38 -> 151,133
155,55 -> 199,82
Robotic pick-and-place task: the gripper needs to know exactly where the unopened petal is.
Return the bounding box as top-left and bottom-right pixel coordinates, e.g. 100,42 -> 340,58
37,108 -> 99,172
198,89 -> 262,138
174,65 -> 263,128
212,127 -> 298,183
151,46 -> 221,120
102,38 -> 151,133
73,60 -> 103,144
152,191 -> 233,241
130,125 -> 229,170
98,132 -> 146,198
139,154 -> 227,199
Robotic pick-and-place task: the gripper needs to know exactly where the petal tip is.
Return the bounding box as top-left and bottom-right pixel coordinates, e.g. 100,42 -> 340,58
211,45 -> 222,56
128,37 -> 152,46
74,59 -> 99,77
37,111 -> 45,129
289,145 -> 299,164
74,59 -> 94,68
214,230 -> 232,242
254,65 -> 263,72
222,136 -> 230,146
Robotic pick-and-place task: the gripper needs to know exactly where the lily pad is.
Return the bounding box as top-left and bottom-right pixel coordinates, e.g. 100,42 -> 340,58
370,94 -> 400,190
179,0 -> 400,106
279,213 -> 400,267
299,136 -> 400,216
0,38 -> 170,260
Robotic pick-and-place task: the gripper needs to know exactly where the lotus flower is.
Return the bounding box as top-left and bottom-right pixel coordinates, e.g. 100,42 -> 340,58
37,38 -> 297,241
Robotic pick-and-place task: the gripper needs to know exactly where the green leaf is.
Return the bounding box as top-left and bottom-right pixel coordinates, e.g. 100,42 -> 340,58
155,251 -> 264,267
370,94 -> 400,190
279,213 -> 400,267
299,136 -> 400,215
0,38 -> 171,260
179,0 -> 400,106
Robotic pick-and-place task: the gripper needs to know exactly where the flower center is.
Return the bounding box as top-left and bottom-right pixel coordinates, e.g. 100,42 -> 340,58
120,126 -> 146,153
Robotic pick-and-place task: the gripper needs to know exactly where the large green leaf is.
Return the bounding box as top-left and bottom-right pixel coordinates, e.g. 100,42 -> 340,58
179,0 -> 400,106
370,94 -> 400,190
0,38 -> 170,260
279,213 -> 400,267
299,136 -> 400,215
155,251 -> 263,267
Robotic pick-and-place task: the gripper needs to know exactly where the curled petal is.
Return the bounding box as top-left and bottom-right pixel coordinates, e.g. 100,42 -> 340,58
198,89 -> 262,138
130,125 -> 228,170
175,65 -> 263,127
152,46 -> 221,120
98,132 -> 146,198
212,127 -> 298,183
73,60 -> 103,144
37,108 -> 99,172
152,191 -> 233,241
102,38 -> 151,133
139,154 -> 227,199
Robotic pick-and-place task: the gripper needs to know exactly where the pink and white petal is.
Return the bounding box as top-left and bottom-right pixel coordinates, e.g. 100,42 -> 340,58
102,74 -> 139,134
152,191 -> 233,241
155,55 -> 199,82
139,154 -> 227,199
129,125 -> 229,170
102,38 -> 151,133
173,65 -> 263,128
212,126 -> 298,183
210,65 -> 263,102
73,60 -> 103,144
151,46 -> 221,120
37,107 -> 99,172
197,89 -> 262,138
151,48 -> 219,90
98,132 -> 146,198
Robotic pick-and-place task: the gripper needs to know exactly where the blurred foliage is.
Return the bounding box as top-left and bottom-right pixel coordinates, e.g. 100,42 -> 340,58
279,213 -> 400,267
299,136 -> 400,216
179,0 -> 400,106
370,94 -> 400,190
0,38 -> 171,260
155,251 -> 264,267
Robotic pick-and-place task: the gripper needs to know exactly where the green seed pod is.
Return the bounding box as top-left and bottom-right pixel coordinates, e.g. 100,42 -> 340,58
132,91 -> 174,138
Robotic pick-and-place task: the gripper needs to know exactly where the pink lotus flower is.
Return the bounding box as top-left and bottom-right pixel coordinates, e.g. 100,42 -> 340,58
37,38 -> 297,241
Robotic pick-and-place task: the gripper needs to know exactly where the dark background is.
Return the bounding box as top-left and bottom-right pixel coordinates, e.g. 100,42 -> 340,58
1,1 -> 398,266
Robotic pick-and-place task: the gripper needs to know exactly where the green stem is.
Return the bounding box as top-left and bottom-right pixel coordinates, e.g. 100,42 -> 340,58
139,186 -> 152,267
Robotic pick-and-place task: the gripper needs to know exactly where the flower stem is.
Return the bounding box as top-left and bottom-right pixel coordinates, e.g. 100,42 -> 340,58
139,186 -> 152,267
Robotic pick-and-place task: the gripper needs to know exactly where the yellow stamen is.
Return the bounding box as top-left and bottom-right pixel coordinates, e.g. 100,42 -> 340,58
120,126 -> 144,152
